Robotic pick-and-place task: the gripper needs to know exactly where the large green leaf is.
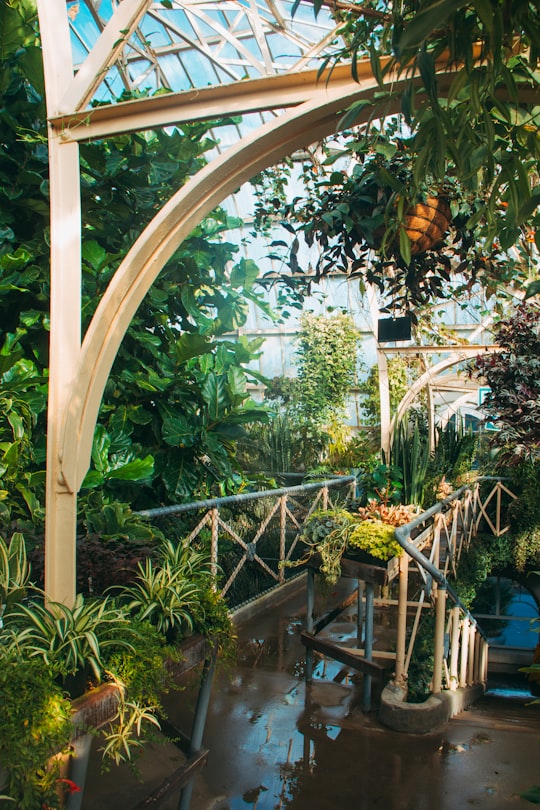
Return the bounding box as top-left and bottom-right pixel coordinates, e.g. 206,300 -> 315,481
107,455 -> 154,482
160,407 -> 196,447
0,2 -> 35,60
397,0 -> 469,52
160,453 -> 198,501
82,240 -> 109,271
226,366 -> 247,404
18,44 -> 44,96
525,280 -> 540,300
174,333 -> 214,364
230,258 -> 260,290
201,373 -> 227,421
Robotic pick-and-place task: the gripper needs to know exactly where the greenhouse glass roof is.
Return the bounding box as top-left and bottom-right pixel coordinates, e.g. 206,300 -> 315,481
67,0 -> 342,103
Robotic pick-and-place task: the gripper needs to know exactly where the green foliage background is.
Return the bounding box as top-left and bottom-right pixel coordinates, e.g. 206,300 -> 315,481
0,2 -> 275,562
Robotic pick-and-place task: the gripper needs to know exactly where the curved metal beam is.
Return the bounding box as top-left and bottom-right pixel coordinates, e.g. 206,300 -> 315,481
62,73 -> 428,491
389,348 -> 499,439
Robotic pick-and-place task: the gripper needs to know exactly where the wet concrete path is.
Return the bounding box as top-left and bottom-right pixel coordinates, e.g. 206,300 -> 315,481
82,580 -> 540,809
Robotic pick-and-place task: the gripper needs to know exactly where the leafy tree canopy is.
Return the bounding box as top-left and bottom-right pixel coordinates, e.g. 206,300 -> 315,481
310,0 -> 540,241
254,0 -> 539,313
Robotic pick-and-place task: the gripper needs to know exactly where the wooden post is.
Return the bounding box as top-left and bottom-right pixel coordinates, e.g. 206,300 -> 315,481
473,630 -> 481,684
459,617 -> 469,688
395,552 -> 409,686
449,606 -> 460,690
210,508 -> 219,581
279,495 -> 287,584
467,624 -> 477,686
432,584 -> 447,694
481,639 -> 489,684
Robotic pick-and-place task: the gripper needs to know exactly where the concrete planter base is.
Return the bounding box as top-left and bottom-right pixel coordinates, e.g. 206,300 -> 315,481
379,681 -> 485,734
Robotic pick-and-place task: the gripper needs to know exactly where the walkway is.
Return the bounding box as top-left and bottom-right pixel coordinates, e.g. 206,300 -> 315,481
81,578 -> 540,810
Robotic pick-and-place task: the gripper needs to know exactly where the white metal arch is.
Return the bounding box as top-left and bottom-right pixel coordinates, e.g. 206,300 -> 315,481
61,80 -> 410,495
389,348 -> 500,443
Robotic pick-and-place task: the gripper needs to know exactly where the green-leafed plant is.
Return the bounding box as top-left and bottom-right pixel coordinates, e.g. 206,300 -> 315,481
422,420 -> 478,508
0,654 -> 72,810
323,422 -> 379,475
473,303 -> 540,465
347,520 -> 402,561
116,538 -> 215,641
298,508 -> 354,584
293,502 -> 417,584
4,593 -> 136,682
390,413 -> 430,507
239,312 -> 361,476
294,312 -> 361,426
237,406 -> 328,475
357,462 -> 404,506
0,528 -> 235,806
0,531 -> 30,617
504,460 -> 540,572
0,6 -> 276,549
98,690 -> 161,770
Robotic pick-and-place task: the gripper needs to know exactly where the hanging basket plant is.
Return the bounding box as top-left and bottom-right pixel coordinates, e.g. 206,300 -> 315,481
403,195 -> 452,256
269,144 -> 473,316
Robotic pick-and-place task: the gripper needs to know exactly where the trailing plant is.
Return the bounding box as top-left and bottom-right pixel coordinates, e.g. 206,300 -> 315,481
98,691 -> 161,770
294,311 -> 361,425
297,508 -> 354,584
294,502 -> 415,584
300,0 -> 540,263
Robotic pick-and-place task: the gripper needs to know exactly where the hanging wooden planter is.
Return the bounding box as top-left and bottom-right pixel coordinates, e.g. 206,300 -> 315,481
403,196 -> 451,255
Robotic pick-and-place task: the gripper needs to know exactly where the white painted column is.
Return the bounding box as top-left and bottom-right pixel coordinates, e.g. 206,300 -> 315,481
38,0 -> 81,604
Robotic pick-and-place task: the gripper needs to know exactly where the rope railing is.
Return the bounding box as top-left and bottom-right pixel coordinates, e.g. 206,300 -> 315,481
140,476 -> 356,604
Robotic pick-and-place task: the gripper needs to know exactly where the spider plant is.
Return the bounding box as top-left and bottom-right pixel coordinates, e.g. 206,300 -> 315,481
4,593 -> 136,681
116,538 -> 212,640
0,532 -> 30,622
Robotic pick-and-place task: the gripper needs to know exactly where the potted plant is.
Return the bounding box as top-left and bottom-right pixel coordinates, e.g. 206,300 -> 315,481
296,500 -> 419,584
0,531 -> 235,808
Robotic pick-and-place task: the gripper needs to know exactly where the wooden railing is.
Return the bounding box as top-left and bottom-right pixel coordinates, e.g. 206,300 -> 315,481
392,478 -> 517,695
142,476 -> 516,700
